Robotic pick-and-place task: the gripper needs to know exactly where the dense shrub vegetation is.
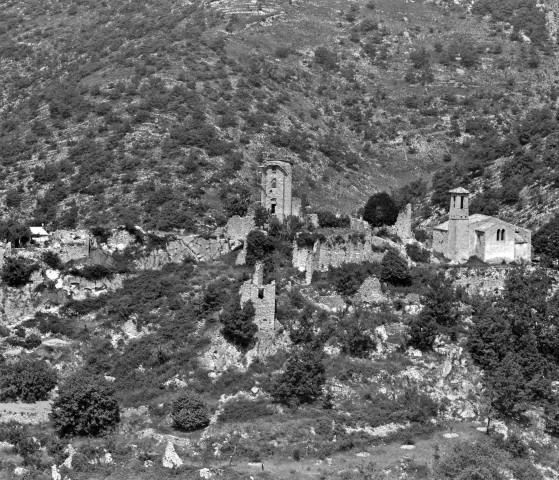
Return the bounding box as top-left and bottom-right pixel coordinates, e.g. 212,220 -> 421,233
171,391 -> 210,431
468,268 -> 559,424
1,257 -> 39,287
51,371 -> 120,436
0,358 -> 57,402
219,296 -> 258,350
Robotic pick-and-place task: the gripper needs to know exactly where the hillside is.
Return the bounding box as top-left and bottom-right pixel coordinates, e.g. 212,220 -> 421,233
1,0 -> 558,232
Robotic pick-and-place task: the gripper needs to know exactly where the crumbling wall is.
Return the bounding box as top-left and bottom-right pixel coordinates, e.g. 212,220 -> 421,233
357,276 -> 386,304
225,215 -> 255,242
239,263 -> 276,332
50,230 -> 90,262
391,204 -> 413,241
107,229 -> 137,250
292,197 -> 302,217
293,231 -> 392,284
350,217 -> 370,232
317,233 -> 385,271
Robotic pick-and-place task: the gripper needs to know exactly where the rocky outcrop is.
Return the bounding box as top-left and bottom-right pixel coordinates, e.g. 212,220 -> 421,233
162,442 -> 184,469
135,235 -> 234,269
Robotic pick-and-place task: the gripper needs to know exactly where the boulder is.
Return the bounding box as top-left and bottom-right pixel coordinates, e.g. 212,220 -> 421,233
162,442 -> 184,469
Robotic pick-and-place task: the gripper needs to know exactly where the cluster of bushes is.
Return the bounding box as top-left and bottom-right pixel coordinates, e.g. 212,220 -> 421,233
51,371 -> 120,437
467,268 -> 559,426
1,257 -> 39,287
407,272 -> 459,350
315,261 -> 380,297
316,210 -> 350,228
0,357 -> 57,402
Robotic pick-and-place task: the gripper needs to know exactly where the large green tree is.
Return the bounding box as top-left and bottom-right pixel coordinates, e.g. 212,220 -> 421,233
219,295 -> 258,350
363,192 -> 399,228
51,372 -> 120,437
269,346 -> 325,406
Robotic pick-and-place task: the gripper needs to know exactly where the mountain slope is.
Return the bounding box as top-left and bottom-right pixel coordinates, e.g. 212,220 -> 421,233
0,0 -> 557,231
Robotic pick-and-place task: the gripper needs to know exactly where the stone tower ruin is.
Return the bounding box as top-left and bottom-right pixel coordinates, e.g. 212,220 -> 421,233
447,187 -> 470,261
260,158 -> 294,221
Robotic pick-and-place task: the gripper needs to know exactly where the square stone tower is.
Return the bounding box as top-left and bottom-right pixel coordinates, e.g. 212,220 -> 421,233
447,187 -> 470,261
260,158 -> 293,221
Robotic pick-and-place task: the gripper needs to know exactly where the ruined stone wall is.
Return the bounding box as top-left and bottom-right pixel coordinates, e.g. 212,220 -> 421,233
350,217 -> 370,232
225,215 -> 255,242
50,230 -> 90,262
317,233 -> 385,272
391,204 -> 412,241
357,276 -> 385,304
240,281 -> 276,332
293,231 -> 391,283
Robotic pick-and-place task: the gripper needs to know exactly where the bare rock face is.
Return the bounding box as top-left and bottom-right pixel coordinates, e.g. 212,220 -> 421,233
162,442 -> 184,469
136,235 -> 232,269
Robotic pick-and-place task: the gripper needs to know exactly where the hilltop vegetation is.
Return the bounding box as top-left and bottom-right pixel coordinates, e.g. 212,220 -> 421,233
0,0 -> 558,232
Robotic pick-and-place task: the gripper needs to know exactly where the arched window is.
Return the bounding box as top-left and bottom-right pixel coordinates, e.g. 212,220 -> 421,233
496,229 -> 501,241
453,196 -> 456,208
501,229 -> 505,241
271,178 -> 276,188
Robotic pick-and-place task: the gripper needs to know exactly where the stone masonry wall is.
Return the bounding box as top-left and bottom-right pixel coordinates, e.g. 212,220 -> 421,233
293,231 -> 391,284
239,262 -> 276,332
225,215 -> 255,242
391,203 -> 413,241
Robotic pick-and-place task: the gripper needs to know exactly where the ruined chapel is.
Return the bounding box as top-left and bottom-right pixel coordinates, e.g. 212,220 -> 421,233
433,187 -> 531,263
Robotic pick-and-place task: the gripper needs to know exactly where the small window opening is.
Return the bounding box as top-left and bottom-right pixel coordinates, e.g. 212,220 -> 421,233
501,230 -> 505,241
271,204 -> 276,214
258,288 -> 264,299
453,196 -> 456,208
460,196 -> 464,209
271,178 -> 276,188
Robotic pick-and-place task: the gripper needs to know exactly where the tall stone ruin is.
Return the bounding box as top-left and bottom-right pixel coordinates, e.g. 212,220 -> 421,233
260,158 -> 301,220
239,262 -> 276,332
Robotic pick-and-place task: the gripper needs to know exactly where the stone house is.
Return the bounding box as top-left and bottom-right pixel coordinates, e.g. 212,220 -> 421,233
433,187 -> 531,263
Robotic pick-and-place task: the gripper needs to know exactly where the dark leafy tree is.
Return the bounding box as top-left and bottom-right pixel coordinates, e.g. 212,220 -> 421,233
363,192 -> 399,228
380,249 -> 411,286
1,257 -> 39,287
219,295 -> 258,349
253,205 -> 270,228
467,267 -> 559,420
269,346 -> 325,406
533,214 -> 559,261
245,230 -> 275,267
171,391 -> 210,431
51,372 -> 120,437
0,358 -> 57,402
219,182 -> 252,218
337,314 -> 376,358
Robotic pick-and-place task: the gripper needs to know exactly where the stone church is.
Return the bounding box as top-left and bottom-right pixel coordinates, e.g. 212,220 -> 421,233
433,187 -> 531,263
260,158 -> 301,220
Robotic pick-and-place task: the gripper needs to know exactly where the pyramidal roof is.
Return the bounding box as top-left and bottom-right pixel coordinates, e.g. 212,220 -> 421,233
449,187 -> 470,194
